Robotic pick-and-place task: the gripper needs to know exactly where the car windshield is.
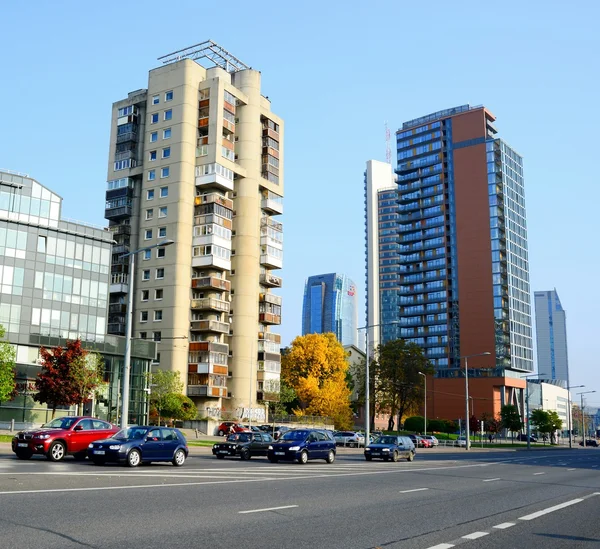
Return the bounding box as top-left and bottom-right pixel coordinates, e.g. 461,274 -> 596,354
227,433 -> 251,442
374,436 -> 397,445
280,430 -> 309,442
113,428 -> 148,440
43,417 -> 78,429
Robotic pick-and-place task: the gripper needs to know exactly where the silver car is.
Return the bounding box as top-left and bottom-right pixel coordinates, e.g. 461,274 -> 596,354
334,431 -> 365,448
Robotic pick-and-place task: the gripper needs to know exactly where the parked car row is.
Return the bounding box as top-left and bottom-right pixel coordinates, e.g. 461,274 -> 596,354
11,416 -> 189,467
215,422 -> 290,439
213,429 -> 337,464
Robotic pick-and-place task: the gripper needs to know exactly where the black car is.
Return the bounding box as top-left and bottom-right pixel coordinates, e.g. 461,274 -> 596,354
212,432 -> 274,460
365,435 -> 416,462
516,433 -> 538,443
267,429 -> 336,464
87,426 -> 188,467
579,439 -> 599,447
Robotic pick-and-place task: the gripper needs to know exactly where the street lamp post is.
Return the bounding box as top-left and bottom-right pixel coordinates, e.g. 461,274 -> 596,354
577,390 -> 596,448
120,239 -> 174,429
418,371 -> 426,437
523,372 -> 548,451
566,385 -> 584,449
461,352 -> 491,451
357,321 -> 399,447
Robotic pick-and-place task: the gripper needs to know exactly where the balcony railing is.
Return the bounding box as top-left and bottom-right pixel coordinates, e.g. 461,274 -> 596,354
190,320 -> 230,334
191,276 -> 231,292
260,254 -> 283,270
188,341 -> 229,354
258,331 -> 281,344
190,298 -> 230,313
105,205 -> 132,219
261,191 -> 284,215
194,193 -> 233,210
259,293 -> 282,306
109,224 -> 131,236
187,385 -> 227,398
260,272 -> 282,288
259,313 -> 281,325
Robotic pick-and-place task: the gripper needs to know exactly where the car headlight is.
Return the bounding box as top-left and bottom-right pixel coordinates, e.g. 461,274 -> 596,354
382,448 -> 390,452
37,434 -> 50,439
268,445 -> 273,450
289,446 -> 300,451
88,443 -> 94,448
365,448 -> 371,452
109,445 -> 121,450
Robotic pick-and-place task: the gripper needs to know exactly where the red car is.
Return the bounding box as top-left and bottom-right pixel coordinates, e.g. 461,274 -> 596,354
11,416 -> 119,462
216,422 -> 247,436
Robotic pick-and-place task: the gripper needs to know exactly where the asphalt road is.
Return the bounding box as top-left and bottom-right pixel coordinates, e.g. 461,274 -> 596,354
0,446 -> 599,549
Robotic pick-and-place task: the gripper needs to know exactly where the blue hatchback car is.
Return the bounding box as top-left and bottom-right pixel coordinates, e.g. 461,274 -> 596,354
267,429 -> 336,464
87,426 -> 188,467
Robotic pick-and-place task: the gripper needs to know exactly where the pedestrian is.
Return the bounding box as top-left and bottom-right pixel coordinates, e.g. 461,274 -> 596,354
488,434 -> 493,444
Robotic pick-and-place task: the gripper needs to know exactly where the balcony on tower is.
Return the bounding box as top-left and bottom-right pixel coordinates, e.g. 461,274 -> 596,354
190,319 -> 230,334
110,273 -> 129,294
195,163 -> 234,192
259,302 -> 281,325
260,271 -> 282,288
190,297 -> 230,313
260,189 -> 284,215
191,276 -> 231,292
187,373 -> 228,398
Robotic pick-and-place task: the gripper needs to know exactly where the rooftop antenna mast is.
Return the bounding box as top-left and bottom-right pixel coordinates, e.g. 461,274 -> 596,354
385,121 -> 391,164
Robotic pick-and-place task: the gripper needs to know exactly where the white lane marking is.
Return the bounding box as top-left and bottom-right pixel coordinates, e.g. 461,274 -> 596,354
462,532 -> 489,540
483,478 -> 501,482
533,472 -> 545,475
567,468 -> 576,471
426,544 -> 455,549
239,505 -> 298,514
493,522 -> 515,529
399,488 -> 429,493
592,465 -> 598,468
519,498 -> 584,520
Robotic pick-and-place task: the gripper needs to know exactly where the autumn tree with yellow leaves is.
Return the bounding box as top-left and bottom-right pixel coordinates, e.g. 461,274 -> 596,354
281,333 -> 353,430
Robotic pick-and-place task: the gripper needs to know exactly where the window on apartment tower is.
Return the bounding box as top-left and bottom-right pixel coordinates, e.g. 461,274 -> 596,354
155,289 -> 163,300
141,290 -> 149,301
149,151 -> 157,161
154,310 -> 163,321
152,95 -> 159,105
160,187 -> 168,198
163,128 -> 171,139
150,132 -> 158,142
142,270 -> 150,281
140,311 -> 148,322
145,229 -> 152,240
153,331 -> 162,341
157,247 -> 166,258
151,113 -> 159,124
162,147 -> 170,159
164,110 -> 172,121
147,189 -> 154,200
165,91 -> 173,101
158,227 -> 166,238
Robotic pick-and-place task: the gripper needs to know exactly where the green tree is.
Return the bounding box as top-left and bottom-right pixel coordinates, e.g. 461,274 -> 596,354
500,404 -> 522,443
161,393 -> 197,422
548,410 -> 562,442
69,352 -> 105,415
530,409 -> 552,443
265,379 -> 298,418
372,339 -> 434,430
148,370 -> 184,425
0,325 -> 16,402
404,416 -> 425,433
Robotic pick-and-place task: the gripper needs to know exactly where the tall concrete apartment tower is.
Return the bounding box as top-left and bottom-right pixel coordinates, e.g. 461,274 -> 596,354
302,273 -> 358,346
367,105 -> 532,421
104,41 -> 284,421
364,160 -> 397,351
534,289 -> 569,387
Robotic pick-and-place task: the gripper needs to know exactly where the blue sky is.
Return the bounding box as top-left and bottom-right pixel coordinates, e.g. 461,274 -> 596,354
2,1 -> 599,405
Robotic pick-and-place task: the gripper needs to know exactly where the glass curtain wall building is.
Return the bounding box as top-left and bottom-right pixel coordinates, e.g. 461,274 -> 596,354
302,273 -> 358,347
392,105 -> 531,420
0,170 -> 156,426
534,289 -> 569,387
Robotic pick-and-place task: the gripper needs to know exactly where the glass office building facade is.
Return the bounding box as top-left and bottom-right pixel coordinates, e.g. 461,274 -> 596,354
302,273 -> 358,346
0,170 -> 156,425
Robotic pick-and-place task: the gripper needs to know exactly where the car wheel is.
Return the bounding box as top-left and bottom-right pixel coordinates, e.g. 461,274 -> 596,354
365,455 -> 372,461
351,442 -> 357,448
392,450 -> 399,462
15,449 -> 32,460
218,430 -> 224,436
172,449 -> 186,467
72,451 -> 87,461
268,457 -> 278,463
240,448 -> 251,461
127,449 -> 142,467
407,452 -> 414,462
298,450 -> 308,465
47,441 -> 66,462
91,458 -> 105,466
216,454 -> 225,459
325,450 -> 335,464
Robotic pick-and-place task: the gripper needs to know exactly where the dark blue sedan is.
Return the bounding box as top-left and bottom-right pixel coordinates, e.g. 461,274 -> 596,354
87,426 -> 188,467
267,429 -> 336,464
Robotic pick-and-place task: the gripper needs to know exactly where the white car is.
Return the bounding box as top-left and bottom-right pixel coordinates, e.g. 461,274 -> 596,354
421,435 -> 439,447
334,431 -> 365,447
455,436 -> 467,447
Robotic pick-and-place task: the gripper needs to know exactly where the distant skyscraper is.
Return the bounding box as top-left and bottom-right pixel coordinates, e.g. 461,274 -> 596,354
302,273 -> 358,346
365,104 -> 532,422
534,290 -> 569,386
